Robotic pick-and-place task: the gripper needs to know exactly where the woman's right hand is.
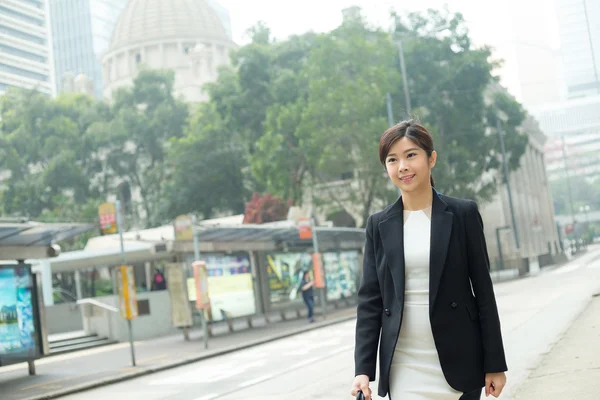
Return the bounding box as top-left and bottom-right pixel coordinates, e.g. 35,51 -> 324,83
350,375 -> 371,399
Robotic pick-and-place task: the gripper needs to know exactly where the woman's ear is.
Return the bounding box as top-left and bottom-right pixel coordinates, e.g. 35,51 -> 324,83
429,150 -> 438,168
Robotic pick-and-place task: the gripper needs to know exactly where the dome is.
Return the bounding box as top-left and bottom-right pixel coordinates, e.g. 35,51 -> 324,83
109,0 -> 229,51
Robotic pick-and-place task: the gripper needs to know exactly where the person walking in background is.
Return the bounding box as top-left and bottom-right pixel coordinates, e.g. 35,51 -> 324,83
151,269 -> 167,291
351,120 -> 507,400
300,270 -> 315,323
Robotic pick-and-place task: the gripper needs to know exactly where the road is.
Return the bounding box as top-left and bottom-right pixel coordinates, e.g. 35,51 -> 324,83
60,248 -> 600,400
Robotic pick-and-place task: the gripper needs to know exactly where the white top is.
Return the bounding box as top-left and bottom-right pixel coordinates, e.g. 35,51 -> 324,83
403,207 -> 432,305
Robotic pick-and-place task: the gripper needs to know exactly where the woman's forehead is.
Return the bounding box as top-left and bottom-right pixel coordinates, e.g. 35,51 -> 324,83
389,137 -> 420,153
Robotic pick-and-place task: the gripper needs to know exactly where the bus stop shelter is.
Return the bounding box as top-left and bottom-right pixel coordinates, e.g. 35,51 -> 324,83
0,221 -> 95,374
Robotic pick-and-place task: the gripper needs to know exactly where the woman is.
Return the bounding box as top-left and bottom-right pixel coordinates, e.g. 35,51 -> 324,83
300,270 -> 315,323
351,120 -> 507,400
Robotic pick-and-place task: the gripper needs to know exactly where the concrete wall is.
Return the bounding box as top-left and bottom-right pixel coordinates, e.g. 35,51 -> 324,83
45,303 -> 84,334
83,291 -> 180,342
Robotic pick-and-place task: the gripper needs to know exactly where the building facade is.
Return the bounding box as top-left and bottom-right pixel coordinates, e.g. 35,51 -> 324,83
479,116 -> 562,275
529,95 -> 600,182
101,0 -> 236,103
50,0 -> 128,98
0,0 -> 54,96
555,0 -> 600,98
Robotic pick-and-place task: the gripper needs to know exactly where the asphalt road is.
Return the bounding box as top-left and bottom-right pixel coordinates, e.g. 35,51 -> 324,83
58,247 -> 600,400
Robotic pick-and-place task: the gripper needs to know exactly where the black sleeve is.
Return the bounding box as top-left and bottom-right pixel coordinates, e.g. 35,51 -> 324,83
354,215 -> 383,380
465,200 -> 508,373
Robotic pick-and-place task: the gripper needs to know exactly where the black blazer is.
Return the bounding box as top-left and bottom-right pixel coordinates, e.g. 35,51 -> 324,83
354,190 -> 507,398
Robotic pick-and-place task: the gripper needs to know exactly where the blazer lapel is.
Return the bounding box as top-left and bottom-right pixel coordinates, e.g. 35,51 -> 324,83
429,190 -> 453,314
378,197 -> 405,305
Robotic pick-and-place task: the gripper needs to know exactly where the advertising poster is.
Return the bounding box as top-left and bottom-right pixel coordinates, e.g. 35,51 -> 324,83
166,263 -> 193,328
266,253 -> 312,303
117,265 -> 138,320
265,251 -> 360,304
0,265 -> 38,365
201,254 -> 255,322
322,251 -> 359,300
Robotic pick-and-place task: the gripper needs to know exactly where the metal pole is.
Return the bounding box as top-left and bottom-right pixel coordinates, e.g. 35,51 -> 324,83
310,214 -> 326,319
116,200 -> 136,366
397,39 -> 412,115
192,215 -> 209,349
561,136 -> 577,225
386,92 -> 395,127
496,120 -> 520,250
496,227 -> 507,270
582,0 -> 600,94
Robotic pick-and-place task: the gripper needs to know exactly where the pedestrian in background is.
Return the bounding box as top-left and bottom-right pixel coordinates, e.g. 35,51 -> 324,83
351,120 -> 507,400
300,270 -> 315,323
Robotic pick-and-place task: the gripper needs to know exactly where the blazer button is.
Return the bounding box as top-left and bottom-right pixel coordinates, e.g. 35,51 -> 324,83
450,302 -> 458,308
384,309 -> 391,316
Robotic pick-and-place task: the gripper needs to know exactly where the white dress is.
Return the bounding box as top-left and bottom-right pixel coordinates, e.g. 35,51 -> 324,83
388,208 -> 462,400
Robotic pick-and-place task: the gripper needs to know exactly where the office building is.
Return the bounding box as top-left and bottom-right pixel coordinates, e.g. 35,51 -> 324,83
0,0 -> 54,96
50,0 -> 128,98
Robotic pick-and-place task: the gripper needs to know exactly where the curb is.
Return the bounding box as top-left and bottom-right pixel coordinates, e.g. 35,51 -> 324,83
22,313 -> 357,400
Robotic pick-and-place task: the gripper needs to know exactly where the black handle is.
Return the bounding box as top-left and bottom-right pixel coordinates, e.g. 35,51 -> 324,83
356,391 -> 365,400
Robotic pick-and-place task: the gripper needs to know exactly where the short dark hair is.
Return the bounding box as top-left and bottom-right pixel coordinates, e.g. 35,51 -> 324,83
379,119 -> 435,187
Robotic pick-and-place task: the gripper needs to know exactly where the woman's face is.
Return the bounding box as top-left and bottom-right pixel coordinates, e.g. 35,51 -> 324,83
384,137 -> 436,193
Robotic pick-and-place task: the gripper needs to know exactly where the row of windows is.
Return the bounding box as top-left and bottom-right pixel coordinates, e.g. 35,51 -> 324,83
0,26 -> 45,45
19,0 -> 43,9
0,44 -> 46,63
0,63 -> 48,82
0,5 -> 43,26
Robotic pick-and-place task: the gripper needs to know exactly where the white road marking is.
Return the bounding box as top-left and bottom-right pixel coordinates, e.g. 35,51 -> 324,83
192,394 -> 219,400
238,374 -> 275,388
551,263 -> 582,274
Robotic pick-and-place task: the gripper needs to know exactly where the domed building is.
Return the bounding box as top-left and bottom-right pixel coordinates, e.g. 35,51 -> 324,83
101,0 -> 235,102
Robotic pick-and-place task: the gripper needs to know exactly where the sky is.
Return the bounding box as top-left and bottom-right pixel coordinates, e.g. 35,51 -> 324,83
217,0 -> 563,106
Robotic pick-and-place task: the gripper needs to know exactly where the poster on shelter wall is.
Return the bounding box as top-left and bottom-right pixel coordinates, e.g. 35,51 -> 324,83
265,251 -> 360,304
0,265 -> 38,365
202,254 -> 255,321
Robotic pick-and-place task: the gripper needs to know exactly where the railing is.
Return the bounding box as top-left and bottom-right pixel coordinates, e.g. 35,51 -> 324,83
76,298 -> 118,313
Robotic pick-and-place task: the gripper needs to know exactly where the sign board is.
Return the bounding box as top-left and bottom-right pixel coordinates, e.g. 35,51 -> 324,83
297,217 -> 312,240
174,215 -> 194,241
165,263 -> 192,328
312,252 -> 326,288
0,264 -> 42,367
116,265 -> 138,320
193,261 -> 210,310
565,223 -> 574,234
98,202 -> 117,235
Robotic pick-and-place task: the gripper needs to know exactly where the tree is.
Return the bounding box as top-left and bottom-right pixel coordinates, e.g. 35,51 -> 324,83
0,89 -> 109,220
102,70 -> 189,227
242,192 -> 292,224
392,7 -> 528,202
163,103 -> 247,219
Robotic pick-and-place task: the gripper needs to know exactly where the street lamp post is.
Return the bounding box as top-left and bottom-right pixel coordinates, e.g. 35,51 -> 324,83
496,120 -> 520,250
579,205 -> 591,224
495,226 -> 511,271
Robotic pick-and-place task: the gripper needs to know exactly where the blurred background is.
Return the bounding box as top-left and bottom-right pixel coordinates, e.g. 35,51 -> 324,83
0,0 -> 599,307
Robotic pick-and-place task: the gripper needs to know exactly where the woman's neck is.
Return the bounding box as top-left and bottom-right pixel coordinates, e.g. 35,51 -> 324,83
402,186 -> 433,211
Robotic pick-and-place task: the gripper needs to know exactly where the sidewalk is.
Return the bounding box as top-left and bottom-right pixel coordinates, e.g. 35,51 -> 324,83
0,307 -> 356,400
514,292 -> 600,399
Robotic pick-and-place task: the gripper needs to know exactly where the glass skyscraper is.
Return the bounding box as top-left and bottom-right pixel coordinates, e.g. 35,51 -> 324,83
556,0 -> 600,98
50,0 -> 127,98
0,0 -> 54,96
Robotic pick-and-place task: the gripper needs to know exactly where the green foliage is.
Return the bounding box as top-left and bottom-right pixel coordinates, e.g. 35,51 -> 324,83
163,103 -> 246,219
102,70 -> 189,227
0,89 -> 109,220
551,176 -> 600,215
392,7 -> 527,203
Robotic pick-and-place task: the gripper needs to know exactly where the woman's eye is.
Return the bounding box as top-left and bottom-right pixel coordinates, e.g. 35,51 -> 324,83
407,153 -> 417,158
387,158 -> 396,163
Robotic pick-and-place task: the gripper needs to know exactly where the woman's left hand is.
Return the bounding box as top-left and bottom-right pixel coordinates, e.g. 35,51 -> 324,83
485,372 -> 506,398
